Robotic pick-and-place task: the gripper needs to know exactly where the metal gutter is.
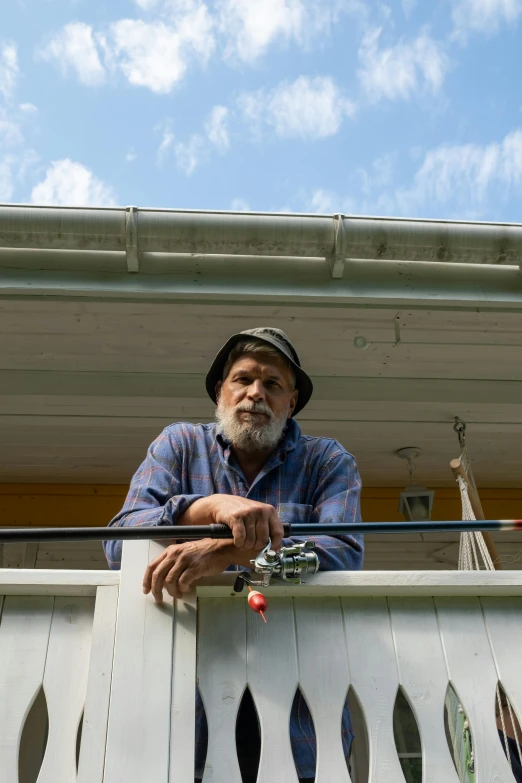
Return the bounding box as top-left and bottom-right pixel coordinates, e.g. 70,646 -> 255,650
1,204 -> 522,278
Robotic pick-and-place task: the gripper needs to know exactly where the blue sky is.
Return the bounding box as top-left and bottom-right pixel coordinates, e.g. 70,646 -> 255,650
1,0 -> 521,220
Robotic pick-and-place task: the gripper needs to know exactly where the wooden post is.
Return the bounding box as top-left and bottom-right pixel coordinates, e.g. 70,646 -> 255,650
450,458 -> 502,570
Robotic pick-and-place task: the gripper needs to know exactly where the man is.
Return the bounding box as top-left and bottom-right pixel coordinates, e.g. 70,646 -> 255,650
104,327 -> 364,783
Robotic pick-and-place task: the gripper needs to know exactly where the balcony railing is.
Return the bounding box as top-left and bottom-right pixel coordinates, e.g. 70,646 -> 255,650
1,540 -> 522,783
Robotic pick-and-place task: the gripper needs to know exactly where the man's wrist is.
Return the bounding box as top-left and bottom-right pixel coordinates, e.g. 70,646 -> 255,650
217,540 -> 260,569
178,495 -> 215,526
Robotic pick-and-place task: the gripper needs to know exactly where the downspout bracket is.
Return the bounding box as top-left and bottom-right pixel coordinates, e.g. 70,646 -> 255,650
329,213 -> 346,278
125,206 -> 139,273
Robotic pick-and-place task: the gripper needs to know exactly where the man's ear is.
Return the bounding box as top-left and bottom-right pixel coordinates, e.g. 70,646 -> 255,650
288,388 -> 298,417
215,380 -> 222,401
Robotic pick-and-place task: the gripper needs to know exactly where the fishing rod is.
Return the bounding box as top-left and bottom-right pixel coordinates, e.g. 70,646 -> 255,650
0,519 -> 520,544
2,520 -> 520,592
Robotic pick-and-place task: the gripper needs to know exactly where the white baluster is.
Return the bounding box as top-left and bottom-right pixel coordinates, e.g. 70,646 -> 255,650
389,597 -> 461,783
198,598 -> 247,783
77,585 -> 119,783
37,597 -> 95,783
435,597 -> 514,783
341,598 -> 405,783
247,598 -> 299,783
0,596 -> 53,781
294,598 -> 352,783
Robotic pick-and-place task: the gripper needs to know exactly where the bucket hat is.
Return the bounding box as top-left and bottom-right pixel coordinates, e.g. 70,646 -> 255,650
205,327 -> 313,416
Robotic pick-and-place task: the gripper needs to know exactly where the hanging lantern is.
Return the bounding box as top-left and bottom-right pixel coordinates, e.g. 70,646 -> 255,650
396,447 -> 435,521
398,486 -> 435,521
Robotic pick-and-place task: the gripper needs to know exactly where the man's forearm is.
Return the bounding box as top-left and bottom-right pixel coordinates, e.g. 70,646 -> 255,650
177,496 -> 215,526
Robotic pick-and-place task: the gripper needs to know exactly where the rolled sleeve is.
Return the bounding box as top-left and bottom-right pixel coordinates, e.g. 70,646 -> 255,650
103,429 -> 204,569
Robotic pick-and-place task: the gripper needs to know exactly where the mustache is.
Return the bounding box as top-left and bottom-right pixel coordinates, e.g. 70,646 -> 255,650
234,401 -> 274,419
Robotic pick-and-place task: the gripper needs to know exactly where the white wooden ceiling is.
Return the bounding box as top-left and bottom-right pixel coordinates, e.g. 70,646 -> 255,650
1,298 -> 522,487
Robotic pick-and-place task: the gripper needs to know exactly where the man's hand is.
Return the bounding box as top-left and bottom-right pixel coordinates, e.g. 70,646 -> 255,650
143,539 -> 235,603
180,494 -> 284,551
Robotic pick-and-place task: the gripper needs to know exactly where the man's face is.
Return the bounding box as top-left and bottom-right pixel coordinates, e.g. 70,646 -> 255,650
215,354 -> 298,451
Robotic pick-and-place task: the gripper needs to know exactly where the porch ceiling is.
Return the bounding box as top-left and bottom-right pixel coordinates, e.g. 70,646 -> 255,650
1,298 -> 521,487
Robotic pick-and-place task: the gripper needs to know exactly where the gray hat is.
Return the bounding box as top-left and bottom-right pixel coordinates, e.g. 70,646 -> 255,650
206,327 -> 313,416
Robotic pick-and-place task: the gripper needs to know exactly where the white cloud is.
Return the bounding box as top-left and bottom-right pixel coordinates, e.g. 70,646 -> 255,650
38,3 -> 214,94
126,150 -> 137,162
0,45 -> 40,202
231,198 -> 250,211
306,155 -> 398,216
38,1 -> 362,93
38,23 -> 105,86
134,0 -> 159,9
0,118 -> 23,147
0,149 -> 40,201
0,44 -> 40,205
0,155 -> 15,200
218,0 -> 305,63
239,76 -> 355,140
402,0 -> 417,14
205,105 -> 229,150
358,27 -> 449,102
30,159 -> 117,206
308,189 -> 345,213
108,6 -> 214,93
0,41 -> 19,101
19,103 -> 38,114
217,0 -> 354,64
451,0 -> 522,39
396,130 -> 522,215
175,134 -> 206,175
156,125 -> 175,166
306,132 -> 522,220
17,149 -> 40,184
158,104 -> 230,174
307,185 -> 396,217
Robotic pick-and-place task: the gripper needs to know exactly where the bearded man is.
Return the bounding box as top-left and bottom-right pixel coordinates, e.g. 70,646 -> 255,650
104,327 -> 364,783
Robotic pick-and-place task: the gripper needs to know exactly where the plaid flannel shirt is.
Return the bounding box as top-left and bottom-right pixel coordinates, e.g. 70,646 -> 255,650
104,418 -> 364,779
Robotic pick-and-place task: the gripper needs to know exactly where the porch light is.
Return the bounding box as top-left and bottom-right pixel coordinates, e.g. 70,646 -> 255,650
396,447 -> 435,521
398,486 -> 435,521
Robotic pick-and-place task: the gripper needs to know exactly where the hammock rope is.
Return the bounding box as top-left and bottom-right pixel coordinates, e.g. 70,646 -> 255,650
454,418 -> 522,769
455,419 -> 494,571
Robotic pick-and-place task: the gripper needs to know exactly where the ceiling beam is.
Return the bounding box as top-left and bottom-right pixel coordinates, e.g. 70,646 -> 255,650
2,370 -> 522,405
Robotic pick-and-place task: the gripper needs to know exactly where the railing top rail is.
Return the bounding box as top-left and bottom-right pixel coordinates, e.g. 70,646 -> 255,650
0,568 -> 120,596
195,570 -> 522,597
2,565 -> 522,599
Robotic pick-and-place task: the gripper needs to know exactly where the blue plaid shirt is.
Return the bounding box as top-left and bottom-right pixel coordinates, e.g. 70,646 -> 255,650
104,418 -> 364,779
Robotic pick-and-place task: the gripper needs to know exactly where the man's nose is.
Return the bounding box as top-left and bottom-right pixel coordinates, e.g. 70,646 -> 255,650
247,380 -> 265,400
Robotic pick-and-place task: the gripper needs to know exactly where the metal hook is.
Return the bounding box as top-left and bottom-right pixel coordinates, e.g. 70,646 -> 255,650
453,416 -> 467,449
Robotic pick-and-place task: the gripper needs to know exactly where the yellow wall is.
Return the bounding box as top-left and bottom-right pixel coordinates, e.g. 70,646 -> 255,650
1,484 -> 521,526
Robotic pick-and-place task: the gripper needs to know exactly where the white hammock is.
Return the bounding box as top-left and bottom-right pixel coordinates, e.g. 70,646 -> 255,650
456,443 -> 494,571
455,419 -> 522,771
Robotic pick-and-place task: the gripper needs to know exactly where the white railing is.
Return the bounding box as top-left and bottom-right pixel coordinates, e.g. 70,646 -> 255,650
1,542 -> 522,783
0,569 -> 119,783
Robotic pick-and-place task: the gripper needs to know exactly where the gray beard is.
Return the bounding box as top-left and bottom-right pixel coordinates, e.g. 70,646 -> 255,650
215,399 -> 289,452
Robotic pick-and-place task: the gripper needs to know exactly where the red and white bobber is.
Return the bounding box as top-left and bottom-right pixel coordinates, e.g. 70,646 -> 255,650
247,589 -> 268,622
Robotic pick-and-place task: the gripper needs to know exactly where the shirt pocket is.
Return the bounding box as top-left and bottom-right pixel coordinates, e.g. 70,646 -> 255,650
276,503 -> 313,524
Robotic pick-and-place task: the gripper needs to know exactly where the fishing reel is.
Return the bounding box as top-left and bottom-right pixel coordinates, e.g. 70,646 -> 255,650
233,538 -> 319,593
